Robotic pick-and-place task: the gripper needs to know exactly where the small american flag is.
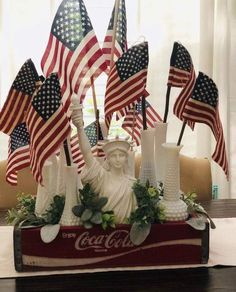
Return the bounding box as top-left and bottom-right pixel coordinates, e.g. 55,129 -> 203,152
41,0 -> 107,112
167,42 -> 192,87
6,123 -> 30,185
122,100 -> 162,146
26,73 -> 71,184
0,59 -> 39,135
102,0 -> 127,69
182,72 -> 229,179
104,41 -> 149,129
71,121 -> 105,173
167,42 -> 196,129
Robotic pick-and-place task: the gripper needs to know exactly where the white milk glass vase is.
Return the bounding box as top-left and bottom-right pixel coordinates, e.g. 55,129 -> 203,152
159,143 -> 188,221
154,122 -> 168,185
60,164 -> 80,226
127,149 -> 136,177
48,153 -> 58,196
139,128 -> 156,187
56,144 -> 66,195
35,160 -> 54,216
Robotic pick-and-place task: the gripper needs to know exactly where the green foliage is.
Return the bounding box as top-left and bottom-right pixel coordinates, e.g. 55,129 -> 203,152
128,180 -> 166,245
72,183 -> 115,230
182,192 -> 216,229
6,193 -> 65,227
42,195 -> 65,225
129,180 -> 165,227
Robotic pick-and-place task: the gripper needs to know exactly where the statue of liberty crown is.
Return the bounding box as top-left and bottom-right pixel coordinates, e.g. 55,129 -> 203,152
102,135 -> 131,155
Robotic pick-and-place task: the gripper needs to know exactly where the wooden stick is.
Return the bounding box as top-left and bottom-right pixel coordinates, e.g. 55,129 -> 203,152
163,85 -> 171,123
177,120 -> 187,146
110,0 -> 120,68
141,96 -> 147,130
63,139 -> 71,166
130,105 -> 137,144
90,76 -> 97,115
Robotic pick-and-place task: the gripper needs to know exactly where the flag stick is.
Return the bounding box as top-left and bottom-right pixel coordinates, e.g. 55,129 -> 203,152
163,85 -> 171,123
177,120 -> 187,146
141,96 -> 147,130
96,108 -> 100,156
91,76 -> 98,115
90,75 -> 102,156
130,105 -> 136,144
110,0 -> 120,68
63,139 -> 71,166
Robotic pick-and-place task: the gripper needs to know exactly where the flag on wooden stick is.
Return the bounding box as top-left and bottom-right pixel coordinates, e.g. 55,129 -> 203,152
0,59 -> 39,135
167,42 -> 193,87
6,123 -> 30,185
164,42 -> 196,127
26,73 -> 71,184
41,0 -> 108,112
71,121 -> 105,173
104,41 -> 149,129
122,100 -> 162,146
182,72 -> 229,179
102,0 -> 127,69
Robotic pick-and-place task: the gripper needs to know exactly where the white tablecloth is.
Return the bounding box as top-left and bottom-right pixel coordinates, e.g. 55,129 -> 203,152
1,218 -> 236,278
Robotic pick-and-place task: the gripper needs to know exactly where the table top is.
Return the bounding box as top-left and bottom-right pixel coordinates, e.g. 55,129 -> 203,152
1,199 -> 236,292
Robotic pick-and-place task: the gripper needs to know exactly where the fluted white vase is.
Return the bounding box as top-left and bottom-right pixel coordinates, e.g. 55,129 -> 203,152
48,153 -> 58,196
127,149 -> 136,177
60,164 -> 80,226
159,143 -> 188,221
35,160 -> 54,216
154,122 -> 168,184
56,145 -> 66,195
139,128 -> 156,187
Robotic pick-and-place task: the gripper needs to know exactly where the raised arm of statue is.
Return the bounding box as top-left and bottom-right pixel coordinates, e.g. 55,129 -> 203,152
71,105 -> 94,168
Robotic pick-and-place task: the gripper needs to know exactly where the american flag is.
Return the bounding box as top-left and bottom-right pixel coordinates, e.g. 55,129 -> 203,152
102,0 -> 127,69
167,42 -> 193,87
0,59 -> 39,135
71,121 -> 105,173
26,73 -> 71,184
167,42 -> 196,129
6,123 -> 30,185
41,0 -> 108,112
104,41 -> 149,129
122,100 -> 162,146
182,72 -> 229,179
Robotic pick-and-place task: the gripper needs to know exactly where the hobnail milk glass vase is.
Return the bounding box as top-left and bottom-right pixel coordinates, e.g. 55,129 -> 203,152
60,164 -> 80,226
48,153 -> 58,195
139,128 -> 156,187
127,149 -> 136,177
56,145 -> 66,195
35,160 -> 54,216
159,143 -> 188,221
154,122 -> 168,185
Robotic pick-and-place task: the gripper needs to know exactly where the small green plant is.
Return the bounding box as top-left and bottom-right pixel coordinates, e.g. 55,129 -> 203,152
42,195 -> 65,225
182,192 -> 216,229
6,193 -> 65,227
129,180 -> 166,245
72,183 -> 115,230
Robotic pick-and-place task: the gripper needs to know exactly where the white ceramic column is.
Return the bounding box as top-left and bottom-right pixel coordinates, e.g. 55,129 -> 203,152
60,164 -> 80,226
139,128 -> 156,187
154,122 -> 168,184
159,143 -> 188,221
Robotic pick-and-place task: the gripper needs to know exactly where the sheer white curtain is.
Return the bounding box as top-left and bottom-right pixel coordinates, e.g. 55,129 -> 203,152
0,0 -> 235,198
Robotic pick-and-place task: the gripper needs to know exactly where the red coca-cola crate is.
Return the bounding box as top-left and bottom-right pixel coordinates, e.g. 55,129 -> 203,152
14,222 -> 209,272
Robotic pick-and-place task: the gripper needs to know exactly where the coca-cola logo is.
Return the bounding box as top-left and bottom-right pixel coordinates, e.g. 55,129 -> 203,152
74,229 -> 134,251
